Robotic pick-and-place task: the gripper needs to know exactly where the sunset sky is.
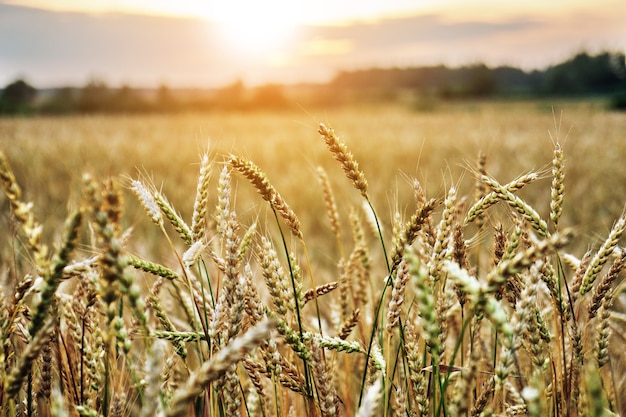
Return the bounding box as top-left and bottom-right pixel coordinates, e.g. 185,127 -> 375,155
1,0 -> 624,88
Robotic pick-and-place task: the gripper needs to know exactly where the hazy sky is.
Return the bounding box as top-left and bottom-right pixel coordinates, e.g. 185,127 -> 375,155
1,0 -> 624,88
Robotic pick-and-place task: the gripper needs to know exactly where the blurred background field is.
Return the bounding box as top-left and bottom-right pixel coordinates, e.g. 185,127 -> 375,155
1,99 -> 624,268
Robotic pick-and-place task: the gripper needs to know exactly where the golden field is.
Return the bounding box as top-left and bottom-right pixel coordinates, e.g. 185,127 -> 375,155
0,99 -> 625,416
1,100 -> 624,254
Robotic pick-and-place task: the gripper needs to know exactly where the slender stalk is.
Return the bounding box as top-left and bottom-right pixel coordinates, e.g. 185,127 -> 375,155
301,242 -> 324,337
271,208 -> 313,398
358,198 -> 391,407
438,314 -> 472,413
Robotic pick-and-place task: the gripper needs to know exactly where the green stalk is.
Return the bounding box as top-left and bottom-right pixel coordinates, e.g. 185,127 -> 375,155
437,313 -> 472,414
240,378 -> 252,417
197,258 -> 214,343
367,198 -> 391,273
357,285 -> 390,405
80,318 -> 86,404
301,243 -> 325,337
271,208 -> 312,397
159,224 -> 212,360
358,198 -> 391,407
272,371 -> 280,417
384,318 -> 407,415
103,338 -> 110,417
555,256 -> 569,416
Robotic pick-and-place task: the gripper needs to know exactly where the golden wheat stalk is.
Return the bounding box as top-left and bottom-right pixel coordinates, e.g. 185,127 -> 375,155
579,214 -> 626,295
166,319 -> 275,417
479,174 -> 548,236
588,249 -> 625,317
6,316 -> 56,397
310,338 -> 338,417
318,123 -> 368,198
154,190 -> 193,244
550,142 -> 565,228
465,172 -> 538,226
302,281 -> 339,305
0,150 -> 50,268
129,179 -> 163,226
389,198 -> 437,273
386,259 -> 410,332
191,153 -> 212,242
229,155 -> 303,239
316,166 -> 342,246
29,209 -> 82,338
487,228 -> 573,290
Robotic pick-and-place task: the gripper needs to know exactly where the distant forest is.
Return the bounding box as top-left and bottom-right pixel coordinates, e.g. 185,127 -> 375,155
1,50 -> 626,115
333,51 -> 626,97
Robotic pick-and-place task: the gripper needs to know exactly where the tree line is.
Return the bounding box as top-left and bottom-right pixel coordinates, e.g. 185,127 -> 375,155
1,50 -> 625,115
0,78 -> 292,115
332,51 -> 626,98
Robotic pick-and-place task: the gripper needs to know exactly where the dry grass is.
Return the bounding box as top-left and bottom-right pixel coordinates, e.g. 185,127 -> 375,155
0,100 -> 625,416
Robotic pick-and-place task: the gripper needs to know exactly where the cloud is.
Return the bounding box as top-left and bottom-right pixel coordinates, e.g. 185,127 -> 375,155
288,12 -> 625,71
290,15 -> 542,67
0,3 -> 623,87
304,14 -> 540,47
0,4 -> 233,86
301,38 -> 354,56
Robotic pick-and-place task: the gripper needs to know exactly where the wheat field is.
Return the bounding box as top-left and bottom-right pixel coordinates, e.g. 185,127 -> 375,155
0,100 -> 625,416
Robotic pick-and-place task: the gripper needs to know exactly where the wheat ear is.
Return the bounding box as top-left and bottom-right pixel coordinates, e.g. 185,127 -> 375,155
229,155 -> 303,239
191,153 -> 212,242
588,248 -> 624,319
317,166 -> 342,245
389,198 -> 437,273
0,150 -> 49,268
579,214 -> 626,295
465,172 -> 537,226
6,317 -> 56,397
479,174 -> 548,236
166,320 -> 275,417
550,141 -> 565,228
129,179 -> 163,226
318,123 -> 368,198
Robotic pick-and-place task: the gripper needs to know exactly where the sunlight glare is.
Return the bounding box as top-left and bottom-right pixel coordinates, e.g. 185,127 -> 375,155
208,0 -> 300,54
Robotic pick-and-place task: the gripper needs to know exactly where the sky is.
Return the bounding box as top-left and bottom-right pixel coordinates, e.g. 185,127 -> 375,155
0,0 -> 625,88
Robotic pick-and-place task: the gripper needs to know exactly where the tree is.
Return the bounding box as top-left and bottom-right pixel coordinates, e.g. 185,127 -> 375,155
465,64 -> 497,97
156,84 -> 177,112
113,84 -> 146,113
250,84 -> 289,109
216,79 -> 246,109
544,51 -> 626,94
77,79 -> 111,113
40,87 -> 78,114
0,79 -> 37,115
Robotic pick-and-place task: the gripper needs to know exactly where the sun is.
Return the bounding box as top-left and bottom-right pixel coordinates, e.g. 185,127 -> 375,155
207,0 -> 301,54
